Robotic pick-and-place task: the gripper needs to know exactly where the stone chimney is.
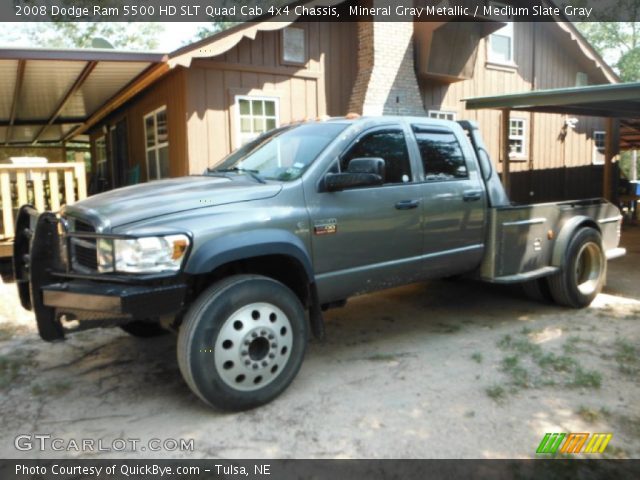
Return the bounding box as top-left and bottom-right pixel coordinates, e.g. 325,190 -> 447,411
348,1 -> 425,116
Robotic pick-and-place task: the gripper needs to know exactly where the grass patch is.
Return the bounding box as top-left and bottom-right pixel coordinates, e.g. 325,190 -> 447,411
563,336 -> 583,354
0,352 -> 35,389
496,333 -> 604,393
0,355 -> 22,389
471,352 -> 483,364
500,355 -> 531,388
537,353 -> 577,372
568,367 -> 602,389
364,352 -> 413,362
497,334 -> 543,358
577,406 -> 610,424
437,323 -> 462,334
614,339 -> 638,374
0,325 -> 17,341
31,380 -> 72,396
486,385 -> 506,403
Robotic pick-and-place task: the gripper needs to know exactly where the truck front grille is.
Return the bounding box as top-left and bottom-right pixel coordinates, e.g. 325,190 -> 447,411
70,219 -> 98,272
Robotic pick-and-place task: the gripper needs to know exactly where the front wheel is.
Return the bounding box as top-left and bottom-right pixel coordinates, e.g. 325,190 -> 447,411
177,275 -> 308,411
547,227 -> 606,308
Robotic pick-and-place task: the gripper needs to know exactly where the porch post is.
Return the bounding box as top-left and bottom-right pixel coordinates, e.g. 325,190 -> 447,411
603,118 -> 617,201
501,108 -> 511,197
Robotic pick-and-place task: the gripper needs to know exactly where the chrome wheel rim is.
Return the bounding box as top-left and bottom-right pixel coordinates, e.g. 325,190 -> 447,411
214,302 -> 293,392
574,242 -> 603,296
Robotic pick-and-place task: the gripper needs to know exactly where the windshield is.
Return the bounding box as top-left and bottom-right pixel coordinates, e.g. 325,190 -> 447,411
211,122 -> 348,181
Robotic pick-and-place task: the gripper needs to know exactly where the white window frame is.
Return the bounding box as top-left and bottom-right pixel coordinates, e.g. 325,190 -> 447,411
143,106 -> 169,180
428,110 -> 457,121
235,95 -> 280,148
487,2 -> 515,65
509,118 -> 526,158
593,130 -> 606,165
95,135 -> 107,178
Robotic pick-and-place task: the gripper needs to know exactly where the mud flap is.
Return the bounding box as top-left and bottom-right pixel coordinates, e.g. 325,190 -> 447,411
309,283 -> 325,341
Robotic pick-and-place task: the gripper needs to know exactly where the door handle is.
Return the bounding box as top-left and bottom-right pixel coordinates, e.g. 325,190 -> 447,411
463,190 -> 483,202
395,199 -> 420,210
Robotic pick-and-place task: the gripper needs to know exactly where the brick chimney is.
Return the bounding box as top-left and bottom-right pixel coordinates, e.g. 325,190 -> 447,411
348,1 -> 425,116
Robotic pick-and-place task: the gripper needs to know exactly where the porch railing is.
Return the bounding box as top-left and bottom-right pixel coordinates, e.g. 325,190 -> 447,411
0,162 -> 87,241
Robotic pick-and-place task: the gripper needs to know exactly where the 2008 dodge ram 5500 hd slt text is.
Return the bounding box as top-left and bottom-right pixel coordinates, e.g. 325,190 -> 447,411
13,117 -> 625,410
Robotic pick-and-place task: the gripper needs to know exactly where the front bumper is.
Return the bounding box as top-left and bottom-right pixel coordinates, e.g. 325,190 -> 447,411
13,206 -> 187,341
42,282 -> 186,318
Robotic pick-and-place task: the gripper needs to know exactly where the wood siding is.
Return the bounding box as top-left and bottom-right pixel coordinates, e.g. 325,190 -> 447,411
184,21 -> 358,173
89,69 -> 188,187
420,22 -> 610,203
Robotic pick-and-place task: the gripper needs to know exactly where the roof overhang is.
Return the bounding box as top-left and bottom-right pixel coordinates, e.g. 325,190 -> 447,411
465,82 -> 640,117
464,82 -> 640,149
0,48 -> 166,146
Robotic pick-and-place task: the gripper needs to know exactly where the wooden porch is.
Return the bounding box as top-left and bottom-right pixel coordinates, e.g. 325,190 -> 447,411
0,162 -> 87,257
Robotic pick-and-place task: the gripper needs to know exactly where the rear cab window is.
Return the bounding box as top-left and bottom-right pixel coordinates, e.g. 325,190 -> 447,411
412,125 -> 469,182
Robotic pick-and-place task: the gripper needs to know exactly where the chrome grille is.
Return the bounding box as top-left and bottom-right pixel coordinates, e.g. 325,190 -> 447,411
70,219 -> 98,272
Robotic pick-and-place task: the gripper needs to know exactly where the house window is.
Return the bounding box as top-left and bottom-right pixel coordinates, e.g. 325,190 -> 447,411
236,96 -> 279,146
95,136 -> 107,179
576,72 -> 589,86
143,106 -> 169,180
282,26 -> 306,64
428,110 -> 457,121
509,118 -> 526,157
593,131 -> 606,165
488,3 -> 514,64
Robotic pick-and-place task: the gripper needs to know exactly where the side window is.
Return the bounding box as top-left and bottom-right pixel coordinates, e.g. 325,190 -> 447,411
412,127 -> 469,181
340,130 -> 411,184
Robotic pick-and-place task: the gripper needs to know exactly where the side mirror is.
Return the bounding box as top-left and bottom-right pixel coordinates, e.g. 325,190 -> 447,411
347,157 -> 385,177
325,172 -> 383,191
323,157 -> 386,192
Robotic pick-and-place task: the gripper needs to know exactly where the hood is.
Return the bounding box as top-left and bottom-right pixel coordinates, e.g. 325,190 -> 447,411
63,175 -> 282,229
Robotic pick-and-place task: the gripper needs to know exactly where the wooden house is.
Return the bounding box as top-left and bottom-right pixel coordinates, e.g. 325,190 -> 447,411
76,3 -> 618,204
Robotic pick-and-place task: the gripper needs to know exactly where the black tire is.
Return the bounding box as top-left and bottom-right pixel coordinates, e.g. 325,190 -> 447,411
177,275 -> 308,411
120,320 -> 168,338
547,227 -> 606,308
521,278 -> 553,303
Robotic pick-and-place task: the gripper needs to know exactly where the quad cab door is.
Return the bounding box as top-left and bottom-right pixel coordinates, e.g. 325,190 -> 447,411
306,125 -> 424,303
409,123 -> 486,275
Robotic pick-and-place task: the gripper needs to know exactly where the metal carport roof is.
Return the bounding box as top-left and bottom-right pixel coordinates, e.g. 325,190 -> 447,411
0,48 -> 166,146
464,82 -> 640,200
464,82 -> 640,150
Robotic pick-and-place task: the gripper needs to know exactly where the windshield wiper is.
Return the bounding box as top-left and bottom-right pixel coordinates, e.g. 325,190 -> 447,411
208,167 -> 266,184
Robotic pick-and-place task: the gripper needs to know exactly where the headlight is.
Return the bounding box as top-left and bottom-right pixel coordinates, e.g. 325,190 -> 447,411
97,234 -> 189,273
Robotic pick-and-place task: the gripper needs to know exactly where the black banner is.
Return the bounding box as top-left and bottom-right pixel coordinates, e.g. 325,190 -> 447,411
2,0 -> 639,22
1,459 -> 640,480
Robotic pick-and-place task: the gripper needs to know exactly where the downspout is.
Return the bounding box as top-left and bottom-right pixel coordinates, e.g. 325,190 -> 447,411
529,23 -> 537,200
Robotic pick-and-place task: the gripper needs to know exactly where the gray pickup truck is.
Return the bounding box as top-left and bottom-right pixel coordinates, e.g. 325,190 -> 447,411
13,116 -> 625,410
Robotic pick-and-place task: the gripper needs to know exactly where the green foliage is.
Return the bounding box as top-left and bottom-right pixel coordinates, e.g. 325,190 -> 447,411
193,22 -> 239,42
577,14 -> 640,81
6,0 -> 162,49
14,22 -> 162,50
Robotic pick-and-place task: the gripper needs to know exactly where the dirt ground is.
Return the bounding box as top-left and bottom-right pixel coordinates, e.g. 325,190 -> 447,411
0,227 -> 638,459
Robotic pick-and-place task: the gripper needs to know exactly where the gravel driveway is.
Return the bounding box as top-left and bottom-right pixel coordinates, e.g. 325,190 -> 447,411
1,227 -> 638,459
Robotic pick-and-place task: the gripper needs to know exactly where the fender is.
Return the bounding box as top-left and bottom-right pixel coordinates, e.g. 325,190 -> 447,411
551,215 -> 600,267
184,228 -> 314,281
